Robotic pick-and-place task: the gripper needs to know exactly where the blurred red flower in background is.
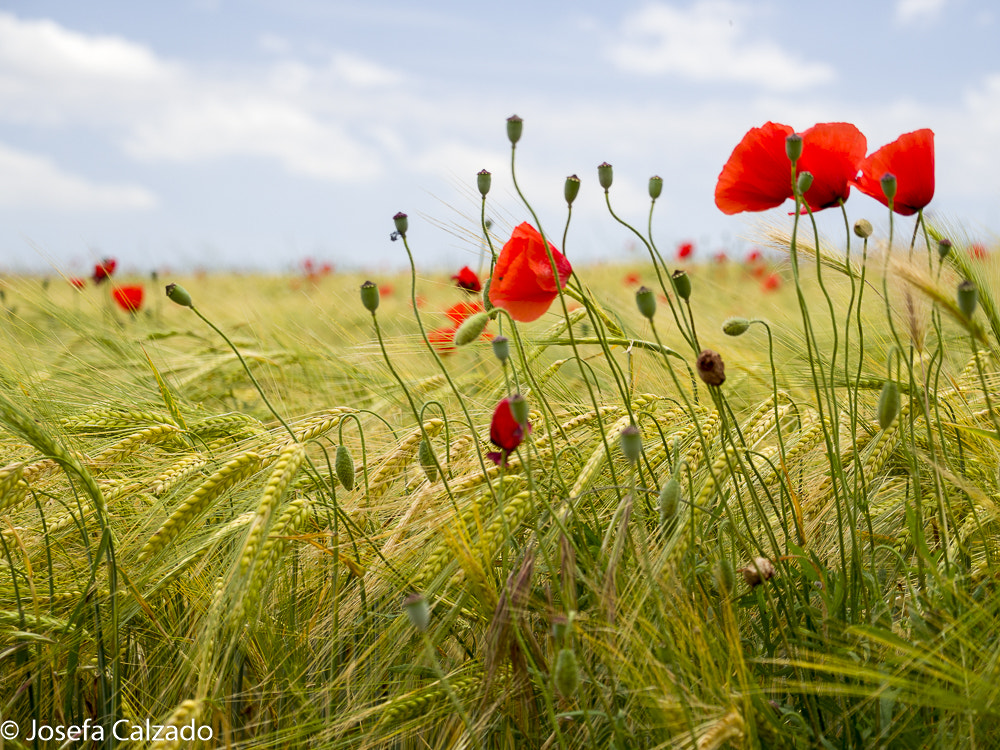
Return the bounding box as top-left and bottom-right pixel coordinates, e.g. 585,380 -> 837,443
112,285 -> 144,313
69,277 -> 86,289
677,242 -> 695,260
971,242 -> 988,260
429,300 -> 492,354
452,266 -> 482,293
852,129 -> 935,216
93,258 -> 117,284
623,271 -> 641,286
762,273 -> 782,292
489,223 -> 572,322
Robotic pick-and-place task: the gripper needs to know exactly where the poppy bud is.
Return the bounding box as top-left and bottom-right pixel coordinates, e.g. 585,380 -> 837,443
417,439 -> 438,483
597,162 -> 613,190
506,115 -> 523,145
877,380 -> 900,430
453,311 -> 491,347
335,445 -> 355,491
492,335 -> 510,364
880,173 -> 897,203
481,277 -> 494,312
563,175 -> 581,207
360,280 -> 380,313
648,175 -> 663,200
957,280 -> 978,318
509,393 -> 530,426
741,557 -> 776,588
165,283 -> 193,308
696,349 -> 726,386
714,557 -> 736,594
722,317 -> 750,336
403,593 -> 430,631
392,212 -> 408,237
551,615 -> 569,645
671,269 -> 691,301
796,171 -> 814,196
937,238 -> 952,260
659,477 -> 680,527
785,134 -> 803,163
477,169 -> 492,197
554,648 -> 579,697
636,286 -> 656,320
619,424 -> 642,464
853,219 -> 873,239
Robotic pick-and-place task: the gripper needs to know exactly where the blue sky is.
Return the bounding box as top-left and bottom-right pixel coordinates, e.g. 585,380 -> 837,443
1,0 -> 998,275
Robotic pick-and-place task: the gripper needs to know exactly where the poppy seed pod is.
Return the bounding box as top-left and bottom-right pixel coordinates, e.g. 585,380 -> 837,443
796,171 -> 814,196
554,648 -> 579,697
853,219 -> 873,239
508,393 -> 530,426
335,445 -> 355,491
492,335 -> 510,364
506,115 -> 523,145
360,280 -> 380,313
392,212 -> 408,236
649,175 -> 663,200
696,349 -> 726,386
672,269 -> 691,301
957,280 -> 978,318
635,286 -> 656,320
453,311 -> 491,347
880,173 -> 897,203
477,169 -> 492,197
937,238 -> 952,260
620,424 -> 642,464
165,283 -> 193,308
597,162 -> 613,190
741,556 -> 776,587
403,593 -> 430,632
564,174 -> 581,206
722,317 -> 750,336
877,380 -> 900,430
785,133 -> 803,163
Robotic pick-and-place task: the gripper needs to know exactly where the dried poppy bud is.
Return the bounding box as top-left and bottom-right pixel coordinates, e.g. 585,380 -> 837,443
477,169 -> 492,197
165,283 -> 193,308
392,212 -> 408,237
360,280 -> 380,313
696,349 -> 726,386
635,286 -> 656,320
564,174 -> 581,206
958,280 -> 978,319
785,133 -> 803,163
403,593 -> 430,631
597,162 -> 613,190
506,114 -> 523,145
854,219 -> 873,239
648,175 -> 663,200
741,557 -> 776,587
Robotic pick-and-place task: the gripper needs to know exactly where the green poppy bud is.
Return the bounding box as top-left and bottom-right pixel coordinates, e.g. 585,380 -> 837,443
671,269 -> 691,301
477,169 -> 492,197
509,393 -> 530,426
360,280 -> 380,313
165,283 -> 193,308
714,557 -> 736,594
554,648 -> 579,697
619,424 -> 642,464
597,162 -> 613,190
392,212 -> 408,237
403,593 -> 430,632
506,115 -> 523,145
417,439 -> 438,483
853,219 -> 873,239
481,277 -> 494,312
785,134 -> 803,163
453,311 -> 490,346
635,286 -> 656,320
796,171 -> 814,196
564,174 -> 581,205
880,173 -> 897,202
335,445 -> 355,491
648,175 -> 663,200
658,477 -> 680,527
957,280 -> 978,318
877,380 -> 900,430
492,335 -> 510,364
722,317 -> 750,336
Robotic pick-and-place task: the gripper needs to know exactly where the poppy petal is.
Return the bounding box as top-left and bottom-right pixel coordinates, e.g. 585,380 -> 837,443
853,129 -> 934,216
714,122 -> 795,214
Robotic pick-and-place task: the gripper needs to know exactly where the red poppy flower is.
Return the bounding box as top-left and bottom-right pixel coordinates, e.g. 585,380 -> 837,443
715,121 -> 795,214
112,284 -> 144,313
487,397 -> 531,466
795,122 -> 867,211
452,265 -> 482,293
489,223 -> 572,322
93,258 -> 117,284
444,300 -> 482,326
677,242 -> 695,260
852,129 -> 934,216
430,300 -> 491,354
69,277 -> 86,289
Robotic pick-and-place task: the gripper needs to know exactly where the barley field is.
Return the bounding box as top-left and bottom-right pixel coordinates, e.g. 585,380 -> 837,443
2,122 -> 1000,749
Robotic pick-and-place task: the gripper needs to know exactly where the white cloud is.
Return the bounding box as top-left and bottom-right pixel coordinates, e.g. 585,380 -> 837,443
0,142 -> 157,210
895,0 -> 948,24
605,1 -> 835,92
